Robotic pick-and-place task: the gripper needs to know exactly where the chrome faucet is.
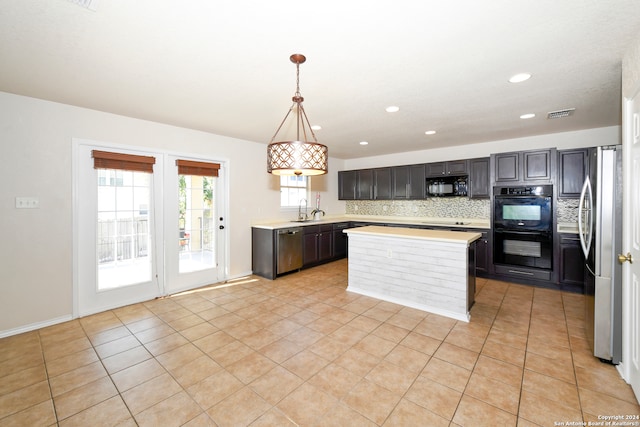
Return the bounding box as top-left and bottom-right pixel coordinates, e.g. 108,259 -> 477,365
298,198 -> 308,221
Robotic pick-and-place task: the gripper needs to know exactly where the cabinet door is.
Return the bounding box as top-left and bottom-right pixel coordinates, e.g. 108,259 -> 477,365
446,160 -> 468,175
303,228 -> 319,265
468,158 -> 490,198
319,226 -> 333,260
523,150 -> 553,181
393,165 -> 425,199
338,170 -> 357,200
408,164 -> 426,198
392,166 -> 410,199
494,152 -> 519,182
559,234 -> 585,291
425,162 -> 447,177
558,149 -> 588,198
333,229 -> 348,258
374,168 -> 392,199
357,169 -> 374,199
475,232 -> 490,274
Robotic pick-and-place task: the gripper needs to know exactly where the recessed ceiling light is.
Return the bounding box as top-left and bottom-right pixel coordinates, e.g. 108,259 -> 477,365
359,141 -> 369,145
385,106 -> 400,113
311,125 -> 322,131
425,130 -> 436,135
520,113 -> 536,119
509,73 -> 531,83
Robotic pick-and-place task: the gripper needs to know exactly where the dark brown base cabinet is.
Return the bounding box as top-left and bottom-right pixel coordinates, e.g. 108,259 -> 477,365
473,231 -> 491,276
254,222 -> 586,294
303,224 -> 333,267
558,234 -> 586,293
332,222 -> 350,258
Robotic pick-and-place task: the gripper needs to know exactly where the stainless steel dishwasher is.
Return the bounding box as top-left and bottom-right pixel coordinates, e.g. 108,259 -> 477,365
277,227 -> 303,274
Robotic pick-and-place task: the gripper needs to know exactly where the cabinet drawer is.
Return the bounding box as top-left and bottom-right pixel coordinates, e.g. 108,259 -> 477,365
494,264 -> 551,281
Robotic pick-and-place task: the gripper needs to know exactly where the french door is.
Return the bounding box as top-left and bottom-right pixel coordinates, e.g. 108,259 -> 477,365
74,142 -> 226,317
164,155 -> 226,295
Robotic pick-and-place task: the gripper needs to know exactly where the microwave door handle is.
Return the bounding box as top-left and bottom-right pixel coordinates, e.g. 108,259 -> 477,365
578,177 -> 592,258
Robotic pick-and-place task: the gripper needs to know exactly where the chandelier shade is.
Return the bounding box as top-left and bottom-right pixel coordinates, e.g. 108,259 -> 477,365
267,54 -> 328,176
267,141 -> 328,176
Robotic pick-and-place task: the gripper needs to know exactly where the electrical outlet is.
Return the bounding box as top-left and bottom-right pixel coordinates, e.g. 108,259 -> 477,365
15,197 -> 39,209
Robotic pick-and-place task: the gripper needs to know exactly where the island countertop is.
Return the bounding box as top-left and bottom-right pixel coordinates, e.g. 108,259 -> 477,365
343,225 -> 482,245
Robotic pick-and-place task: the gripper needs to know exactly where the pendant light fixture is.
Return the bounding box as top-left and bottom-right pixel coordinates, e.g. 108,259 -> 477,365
267,54 -> 328,176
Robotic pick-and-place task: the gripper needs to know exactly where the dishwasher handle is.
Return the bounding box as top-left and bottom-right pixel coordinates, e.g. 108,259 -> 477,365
278,228 -> 301,235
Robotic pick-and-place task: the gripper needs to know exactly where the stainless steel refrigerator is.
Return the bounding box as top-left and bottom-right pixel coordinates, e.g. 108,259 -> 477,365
578,145 -> 622,364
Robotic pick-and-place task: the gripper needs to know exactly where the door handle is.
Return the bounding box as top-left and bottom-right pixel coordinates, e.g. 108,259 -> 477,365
617,252 -> 633,264
219,225 -> 225,230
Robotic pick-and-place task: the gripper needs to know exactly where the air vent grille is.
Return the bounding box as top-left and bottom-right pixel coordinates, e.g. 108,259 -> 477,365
547,108 -> 575,119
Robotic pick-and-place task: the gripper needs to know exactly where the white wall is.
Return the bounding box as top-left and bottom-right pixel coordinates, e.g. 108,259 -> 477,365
0,91 -> 342,335
0,90 -> 622,336
342,126 -> 621,170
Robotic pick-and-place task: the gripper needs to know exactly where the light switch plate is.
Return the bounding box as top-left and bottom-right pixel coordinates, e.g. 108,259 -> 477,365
16,197 -> 39,209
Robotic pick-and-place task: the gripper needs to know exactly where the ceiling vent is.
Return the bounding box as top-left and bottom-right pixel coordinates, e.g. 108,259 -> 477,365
67,0 -> 99,11
547,108 -> 575,119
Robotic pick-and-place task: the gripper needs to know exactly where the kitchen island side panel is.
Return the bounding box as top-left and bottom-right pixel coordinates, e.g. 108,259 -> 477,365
346,234 -> 471,321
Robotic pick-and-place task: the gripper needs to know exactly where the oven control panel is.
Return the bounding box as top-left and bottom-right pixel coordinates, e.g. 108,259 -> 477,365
495,185 -> 552,196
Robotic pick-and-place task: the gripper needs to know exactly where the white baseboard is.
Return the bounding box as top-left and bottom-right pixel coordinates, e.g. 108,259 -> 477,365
0,315 -> 74,339
347,286 -> 470,323
0,271 -> 258,339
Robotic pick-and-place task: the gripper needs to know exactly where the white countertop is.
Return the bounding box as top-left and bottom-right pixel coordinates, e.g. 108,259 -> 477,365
252,215 -> 490,230
557,222 -> 579,234
344,225 -> 482,244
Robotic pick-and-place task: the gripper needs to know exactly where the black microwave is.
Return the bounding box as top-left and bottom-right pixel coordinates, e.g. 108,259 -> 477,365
426,176 -> 468,197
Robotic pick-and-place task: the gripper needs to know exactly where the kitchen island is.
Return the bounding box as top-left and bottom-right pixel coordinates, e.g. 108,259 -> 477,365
343,226 -> 482,322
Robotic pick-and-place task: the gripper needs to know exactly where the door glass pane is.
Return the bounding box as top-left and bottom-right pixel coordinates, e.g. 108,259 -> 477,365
179,175 -> 215,273
97,169 -> 152,289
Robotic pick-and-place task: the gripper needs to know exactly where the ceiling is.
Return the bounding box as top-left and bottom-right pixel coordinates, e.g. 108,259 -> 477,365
2,1 -> 640,159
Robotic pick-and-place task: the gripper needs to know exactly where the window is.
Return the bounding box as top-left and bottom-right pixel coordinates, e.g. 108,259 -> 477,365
92,150 -> 155,290
280,175 -> 309,207
176,159 -> 219,274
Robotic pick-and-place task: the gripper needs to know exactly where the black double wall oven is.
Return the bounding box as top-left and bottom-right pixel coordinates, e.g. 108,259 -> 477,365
493,185 -> 553,272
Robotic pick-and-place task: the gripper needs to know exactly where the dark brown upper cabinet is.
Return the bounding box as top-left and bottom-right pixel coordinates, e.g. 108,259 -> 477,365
339,168 -> 392,200
338,170 -> 357,200
468,157 -> 490,198
392,164 -> 426,199
425,160 -> 468,177
493,148 -> 556,185
557,149 -> 589,198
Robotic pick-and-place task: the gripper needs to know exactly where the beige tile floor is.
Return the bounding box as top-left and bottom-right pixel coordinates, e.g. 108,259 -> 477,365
1,259 -> 639,426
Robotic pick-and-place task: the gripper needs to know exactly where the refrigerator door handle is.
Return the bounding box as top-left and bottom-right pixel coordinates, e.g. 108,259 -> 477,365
578,177 -> 593,258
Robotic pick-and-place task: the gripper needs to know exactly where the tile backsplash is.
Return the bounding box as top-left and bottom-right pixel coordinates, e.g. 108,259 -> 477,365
556,198 -> 579,223
345,198 -> 490,219
345,197 -> 580,224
